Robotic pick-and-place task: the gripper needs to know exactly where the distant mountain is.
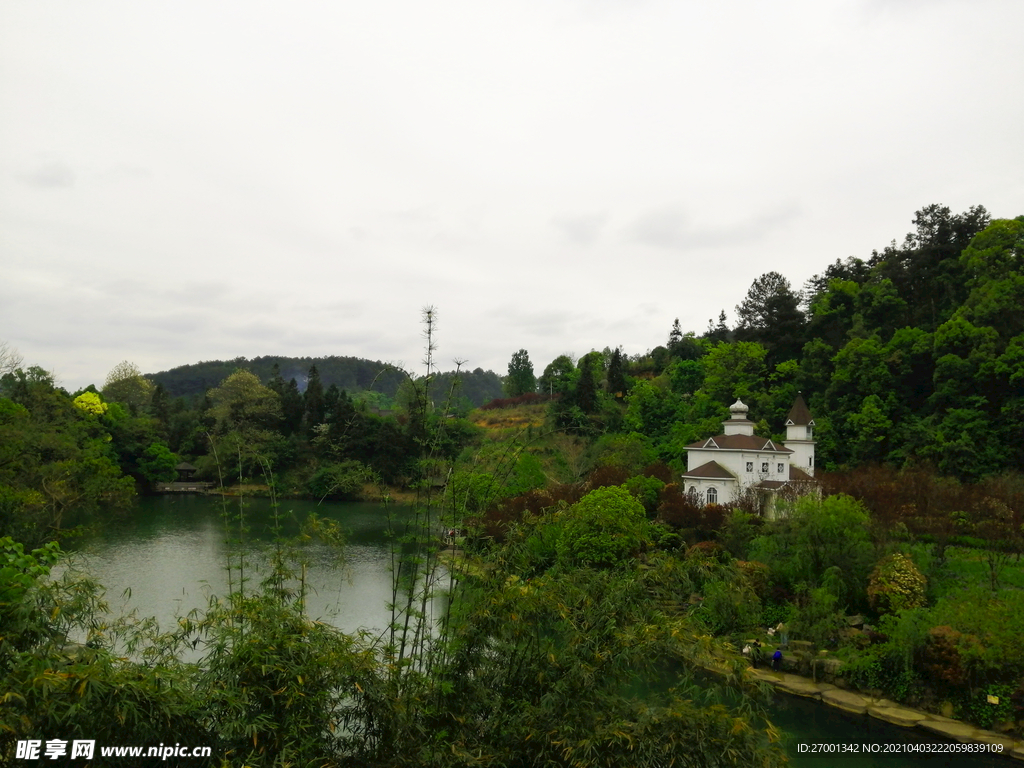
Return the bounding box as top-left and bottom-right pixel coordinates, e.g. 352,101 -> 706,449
146,355 -> 505,407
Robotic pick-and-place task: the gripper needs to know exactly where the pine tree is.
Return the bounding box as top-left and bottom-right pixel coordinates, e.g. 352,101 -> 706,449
607,347 -> 627,399
304,365 -> 326,431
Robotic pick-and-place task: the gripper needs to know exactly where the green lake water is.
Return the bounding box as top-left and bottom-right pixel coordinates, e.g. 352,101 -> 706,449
64,495 -> 1011,767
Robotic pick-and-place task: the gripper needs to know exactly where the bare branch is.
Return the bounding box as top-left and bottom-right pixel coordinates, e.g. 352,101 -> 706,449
0,340 -> 24,377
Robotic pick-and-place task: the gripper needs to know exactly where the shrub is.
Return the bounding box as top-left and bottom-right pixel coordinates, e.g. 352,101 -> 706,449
479,392 -> 550,410
843,609 -> 930,700
555,486 -> 650,569
736,560 -> 771,600
867,553 -> 927,615
698,578 -> 761,636
791,587 -> 846,650
657,486 -> 727,540
687,540 -> 729,563
720,509 -> 761,560
959,684 -> 1017,730
921,625 -> 970,690
306,460 -> 371,500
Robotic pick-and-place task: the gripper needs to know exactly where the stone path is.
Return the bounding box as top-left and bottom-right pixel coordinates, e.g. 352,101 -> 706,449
745,667 -> 1024,761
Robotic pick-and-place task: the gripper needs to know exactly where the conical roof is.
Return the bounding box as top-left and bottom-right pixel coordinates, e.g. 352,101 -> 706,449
785,392 -> 813,426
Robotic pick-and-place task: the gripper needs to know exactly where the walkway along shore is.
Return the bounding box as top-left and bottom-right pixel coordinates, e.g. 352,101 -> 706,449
744,665 -> 1024,761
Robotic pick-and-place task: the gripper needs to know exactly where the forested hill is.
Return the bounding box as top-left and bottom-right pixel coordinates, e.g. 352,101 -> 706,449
611,204 -> 1024,481
147,355 -> 504,407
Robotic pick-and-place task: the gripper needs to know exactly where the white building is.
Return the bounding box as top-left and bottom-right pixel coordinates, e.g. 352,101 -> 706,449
680,394 -> 817,511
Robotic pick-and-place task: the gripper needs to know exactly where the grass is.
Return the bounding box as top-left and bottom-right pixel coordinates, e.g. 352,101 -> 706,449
920,544 -> 1024,600
943,546 -> 1024,587
471,403 -> 547,432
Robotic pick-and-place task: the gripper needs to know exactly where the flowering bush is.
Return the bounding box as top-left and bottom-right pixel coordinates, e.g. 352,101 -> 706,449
867,553 -> 927,614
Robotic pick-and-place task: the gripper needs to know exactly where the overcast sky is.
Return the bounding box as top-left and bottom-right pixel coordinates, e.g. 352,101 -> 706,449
2,0 -> 1022,392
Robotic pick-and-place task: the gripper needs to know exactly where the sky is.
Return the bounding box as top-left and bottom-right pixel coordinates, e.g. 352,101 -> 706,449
2,0 -> 1022,392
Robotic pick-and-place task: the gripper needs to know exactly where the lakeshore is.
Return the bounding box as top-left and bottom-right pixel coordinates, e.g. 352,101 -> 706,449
747,666 -> 1024,761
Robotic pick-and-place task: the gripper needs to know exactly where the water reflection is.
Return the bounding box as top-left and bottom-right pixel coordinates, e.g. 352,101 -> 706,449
63,494 -> 442,638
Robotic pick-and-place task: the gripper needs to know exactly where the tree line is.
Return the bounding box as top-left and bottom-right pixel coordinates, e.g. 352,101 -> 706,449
502,204 -> 1023,482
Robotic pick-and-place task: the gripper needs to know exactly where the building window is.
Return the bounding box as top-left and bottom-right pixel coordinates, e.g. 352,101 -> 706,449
706,487 -> 718,505
688,486 -> 698,499
777,463 -> 784,474
746,461 -> 753,472
809,456 -> 814,467
761,462 -> 769,473
807,426 -> 813,438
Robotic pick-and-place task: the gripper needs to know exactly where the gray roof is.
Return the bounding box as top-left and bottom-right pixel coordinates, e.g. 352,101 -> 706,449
681,460 -> 738,480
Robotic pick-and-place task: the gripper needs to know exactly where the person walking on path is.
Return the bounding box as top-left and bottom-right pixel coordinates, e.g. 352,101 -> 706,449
772,648 -> 783,672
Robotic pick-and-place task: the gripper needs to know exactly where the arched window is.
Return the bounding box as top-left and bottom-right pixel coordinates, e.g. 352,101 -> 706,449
688,486 -> 698,499
706,487 -> 718,505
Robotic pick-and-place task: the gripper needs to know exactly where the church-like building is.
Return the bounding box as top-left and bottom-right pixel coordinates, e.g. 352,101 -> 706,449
680,394 -> 817,512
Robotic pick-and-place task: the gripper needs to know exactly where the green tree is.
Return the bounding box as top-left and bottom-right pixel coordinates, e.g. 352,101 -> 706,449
751,494 -> 874,608
137,441 -> 180,484
206,371 -> 285,473
149,383 -> 171,431
702,310 -> 731,344
960,216 -> 1024,286
504,348 -> 537,397
734,271 -> 806,366
72,391 -> 108,416
869,204 -> 990,330
855,278 -> 907,342
806,278 -> 861,350
102,360 -> 155,415
280,378 -> 304,437
0,379 -> 134,544
208,370 -> 283,437
668,317 -> 683,349
606,346 -> 627,398
701,341 -> 767,405
538,354 -> 577,396
438,543 -> 786,767
623,380 -> 680,441
573,351 -> 601,414
847,394 -> 893,464
303,364 -> 326,431
555,485 -> 651,569
821,336 -> 893,467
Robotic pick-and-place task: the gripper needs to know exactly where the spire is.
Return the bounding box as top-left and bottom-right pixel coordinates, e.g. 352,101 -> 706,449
785,392 -> 813,426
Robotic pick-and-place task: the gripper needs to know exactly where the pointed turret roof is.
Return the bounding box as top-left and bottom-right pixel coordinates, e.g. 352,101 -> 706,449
785,392 -> 814,426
